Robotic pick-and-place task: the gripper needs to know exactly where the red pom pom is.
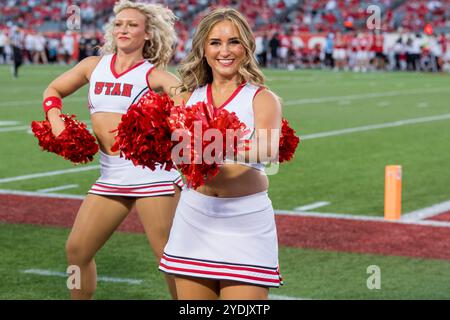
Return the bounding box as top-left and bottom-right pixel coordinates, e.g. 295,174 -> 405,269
56,114 -> 99,163
168,101 -> 249,189
111,90 -> 176,171
31,120 -> 62,155
279,118 -> 300,163
31,114 -> 99,164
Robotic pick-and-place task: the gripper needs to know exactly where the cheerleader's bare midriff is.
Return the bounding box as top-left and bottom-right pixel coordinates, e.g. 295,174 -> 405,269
196,164 -> 269,198
91,112 -> 123,155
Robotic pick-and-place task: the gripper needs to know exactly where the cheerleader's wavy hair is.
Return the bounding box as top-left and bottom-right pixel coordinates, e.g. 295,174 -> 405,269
100,0 -> 177,68
178,7 -> 265,92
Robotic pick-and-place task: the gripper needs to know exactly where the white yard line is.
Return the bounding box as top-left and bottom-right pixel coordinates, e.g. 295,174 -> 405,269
0,189 -> 84,200
2,88 -> 447,109
266,77 -> 320,82
37,184 -> 79,193
401,220 -> 450,227
417,102 -> 429,108
276,210 -> 450,228
0,125 -> 29,133
377,101 -> 391,107
295,201 -> 330,211
20,268 -> 306,298
0,165 -> 99,184
21,269 -> 143,285
284,87 -> 449,106
0,97 -> 85,107
401,201 -> 450,222
277,209 -> 386,221
0,121 -> 20,126
1,188 -> 449,227
0,122 -> 90,134
10,109 -> 441,142
301,113 -> 450,140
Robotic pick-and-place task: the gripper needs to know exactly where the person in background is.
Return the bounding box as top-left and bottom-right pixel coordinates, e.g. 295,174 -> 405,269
33,32 -> 48,64
9,25 -> 25,78
0,29 -> 7,64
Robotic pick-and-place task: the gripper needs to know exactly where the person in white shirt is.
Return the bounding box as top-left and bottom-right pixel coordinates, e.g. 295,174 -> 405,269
33,32 -> 48,64
47,36 -> 60,63
410,34 -> 423,71
428,35 -> 442,72
24,32 -> 36,64
443,36 -> 450,72
0,30 -> 7,64
61,31 -> 75,64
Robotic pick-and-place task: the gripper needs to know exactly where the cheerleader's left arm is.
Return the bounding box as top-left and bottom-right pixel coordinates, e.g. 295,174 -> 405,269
147,68 -> 182,98
242,89 -> 282,163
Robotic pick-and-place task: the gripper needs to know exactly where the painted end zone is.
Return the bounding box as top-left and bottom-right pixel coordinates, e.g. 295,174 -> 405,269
426,211 -> 450,222
0,194 -> 145,233
1,194 -> 450,260
276,215 -> 450,260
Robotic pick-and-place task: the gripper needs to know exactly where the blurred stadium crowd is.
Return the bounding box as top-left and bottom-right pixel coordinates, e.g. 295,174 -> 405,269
1,0 -> 450,73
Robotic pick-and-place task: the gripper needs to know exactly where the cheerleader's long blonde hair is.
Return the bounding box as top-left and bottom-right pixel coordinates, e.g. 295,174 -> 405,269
100,0 -> 176,68
178,8 -> 265,92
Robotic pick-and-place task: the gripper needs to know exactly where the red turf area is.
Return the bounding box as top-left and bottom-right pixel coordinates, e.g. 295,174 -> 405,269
1,194 -> 450,260
426,211 -> 450,222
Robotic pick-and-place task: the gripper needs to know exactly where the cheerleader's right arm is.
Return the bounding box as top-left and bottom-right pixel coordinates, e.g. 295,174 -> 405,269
44,56 -> 101,136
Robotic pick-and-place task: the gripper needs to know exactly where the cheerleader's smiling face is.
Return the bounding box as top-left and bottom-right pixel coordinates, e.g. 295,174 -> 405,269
113,8 -> 150,53
204,20 -> 246,80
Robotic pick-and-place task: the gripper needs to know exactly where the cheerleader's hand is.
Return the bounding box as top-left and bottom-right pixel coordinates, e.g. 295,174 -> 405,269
47,108 -> 66,137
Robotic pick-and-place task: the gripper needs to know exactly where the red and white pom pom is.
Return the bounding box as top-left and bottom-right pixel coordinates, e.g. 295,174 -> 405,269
31,114 -> 99,164
278,118 -> 300,163
111,90 -> 176,171
168,101 -> 249,189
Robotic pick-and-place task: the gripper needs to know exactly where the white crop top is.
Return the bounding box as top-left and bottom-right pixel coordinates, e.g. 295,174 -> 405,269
88,54 -> 154,114
186,82 -> 266,172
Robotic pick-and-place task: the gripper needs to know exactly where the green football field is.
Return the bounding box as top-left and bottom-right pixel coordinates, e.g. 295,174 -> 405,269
0,65 -> 449,299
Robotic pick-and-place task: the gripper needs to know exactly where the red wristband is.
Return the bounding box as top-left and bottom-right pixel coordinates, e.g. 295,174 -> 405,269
43,96 -> 62,117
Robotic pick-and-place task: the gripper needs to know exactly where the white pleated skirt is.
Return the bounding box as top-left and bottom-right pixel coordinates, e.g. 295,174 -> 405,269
159,188 -> 283,287
88,151 -> 184,197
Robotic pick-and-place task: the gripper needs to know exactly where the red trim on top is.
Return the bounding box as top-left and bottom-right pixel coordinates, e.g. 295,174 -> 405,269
88,91 -> 95,111
254,87 -> 264,96
252,86 -> 265,103
110,54 -> 146,79
206,82 -> 246,109
145,66 -> 156,91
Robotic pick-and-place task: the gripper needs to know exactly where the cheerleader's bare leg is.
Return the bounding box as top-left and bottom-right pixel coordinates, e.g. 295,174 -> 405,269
174,277 -> 268,300
65,194 -> 133,300
220,280 -> 269,300
135,186 -> 182,300
175,276 -> 219,300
